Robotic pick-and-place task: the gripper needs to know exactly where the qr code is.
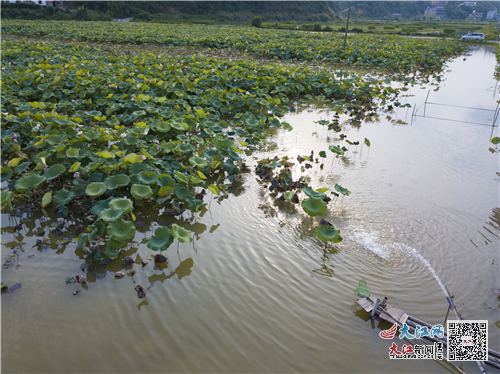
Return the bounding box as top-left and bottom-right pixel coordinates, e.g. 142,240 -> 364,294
447,320 -> 488,361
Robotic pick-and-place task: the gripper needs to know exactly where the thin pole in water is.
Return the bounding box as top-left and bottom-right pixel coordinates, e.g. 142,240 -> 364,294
343,5 -> 351,52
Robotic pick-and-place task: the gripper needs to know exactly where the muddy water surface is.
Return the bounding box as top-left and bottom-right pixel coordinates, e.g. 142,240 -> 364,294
2,45 -> 499,373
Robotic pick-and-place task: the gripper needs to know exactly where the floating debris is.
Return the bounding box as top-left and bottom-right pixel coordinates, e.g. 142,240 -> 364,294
72,290 -> 81,296
2,282 -> 22,294
80,263 -> 89,272
27,254 -> 35,259
146,282 -> 155,290
114,271 -> 125,278
133,220 -> 147,228
134,285 -> 146,299
124,256 -> 135,265
2,255 -> 16,269
75,275 -> 87,283
154,254 -> 167,263
66,276 -> 76,284
95,272 -> 106,280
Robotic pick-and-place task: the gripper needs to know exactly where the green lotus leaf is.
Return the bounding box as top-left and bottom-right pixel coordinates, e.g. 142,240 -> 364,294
14,162 -> 30,175
86,182 -> 107,197
15,173 -> 45,193
104,174 -> 130,189
174,171 -> 190,184
130,184 -> 153,200
88,172 -> 105,184
137,170 -> 159,185
189,156 -> 208,169
171,121 -> 188,131
44,164 -> 66,181
1,191 -> 14,207
302,186 -> 326,199
57,206 -> 69,218
107,219 -> 136,242
177,135 -> 190,142
284,191 -> 295,200
491,137 -> 500,145
315,225 -> 343,243
364,138 -> 371,147
124,135 -> 139,145
335,184 -> 351,196
329,145 -> 344,155
53,189 -> 75,205
183,118 -> 197,130
1,167 -> 13,182
319,151 -> 327,158
98,207 -> 124,222
91,197 -> 113,215
146,226 -> 174,252
156,121 -> 172,132
171,224 -> 193,244
128,163 -> 150,175
158,175 -> 176,187
108,198 -> 134,214
104,238 -> 124,258
158,186 -> 174,198
174,185 -> 193,201
187,198 -> 204,212
301,197 -> 327,217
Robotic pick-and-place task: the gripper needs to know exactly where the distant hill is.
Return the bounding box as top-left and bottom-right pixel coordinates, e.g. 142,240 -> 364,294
79,1 -> 336,22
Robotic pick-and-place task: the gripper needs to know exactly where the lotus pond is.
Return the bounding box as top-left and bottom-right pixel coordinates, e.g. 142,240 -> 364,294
1,32 -> 499,373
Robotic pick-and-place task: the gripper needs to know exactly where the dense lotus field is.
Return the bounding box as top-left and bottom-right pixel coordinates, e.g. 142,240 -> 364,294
1,20 -> 467,75
1,39 -> 404,259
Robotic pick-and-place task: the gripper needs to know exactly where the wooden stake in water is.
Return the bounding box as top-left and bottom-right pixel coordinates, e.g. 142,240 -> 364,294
343,5 -> 351,52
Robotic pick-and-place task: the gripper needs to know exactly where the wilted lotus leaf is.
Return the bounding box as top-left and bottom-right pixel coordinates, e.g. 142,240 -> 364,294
301,197 -> 327,216
315,225 -> 343,243
329,145 -> 344,155
86,182 -> 107,197
1,167 -> 13,182
124,153 -> 142,164
137,170 -> 159,185
171,224 -> 193,244
109,198 -> 134,214
189,156 -> 208,169
104,174 -> 130,189
44,164 -> 66,181
334,184 -> 351,196
15,173 -> 45,193
107,219 -> 136,242
41,191 -> 52,207
146,226 -> 174,252
99,207 -> 124,222
131,184 -> 153,200
302,186 -> 326,199
53,189 -> 75,205
66,148 -> 80,158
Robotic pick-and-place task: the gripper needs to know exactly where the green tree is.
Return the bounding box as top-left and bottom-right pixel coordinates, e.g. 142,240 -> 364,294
251,16 -> 262,28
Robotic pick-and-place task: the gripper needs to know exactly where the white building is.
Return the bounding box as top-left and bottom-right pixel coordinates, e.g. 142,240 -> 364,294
486,8 -> 498,20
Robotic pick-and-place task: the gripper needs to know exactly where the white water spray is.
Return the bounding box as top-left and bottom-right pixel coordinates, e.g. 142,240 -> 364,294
347,226 -> 449,298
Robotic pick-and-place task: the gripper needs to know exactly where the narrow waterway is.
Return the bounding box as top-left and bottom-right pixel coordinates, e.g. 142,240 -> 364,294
2,45 -> 499,373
